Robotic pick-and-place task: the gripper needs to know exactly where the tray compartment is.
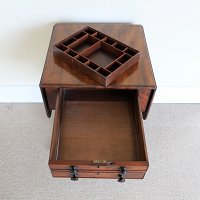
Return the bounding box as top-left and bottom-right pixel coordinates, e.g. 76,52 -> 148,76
74,31 -> 87,39
56,44 -> 68,51
65,49 -> 78,57
49,88 -> 149,179
53,26 -> 140,86
69,35 -> 99,53
84,27 -> 97,35
63,38 -> 76,46
125,48 -> 138,56
118,54 -> 132,64
93,32 -> 106,40
114,42 -> 127,51
96,67 -> 111,77
82,41 -> 123,68
106,61 -> 122,72
86,61 -> 99,70
76,55 -> 88,63
104,37 -> 116,45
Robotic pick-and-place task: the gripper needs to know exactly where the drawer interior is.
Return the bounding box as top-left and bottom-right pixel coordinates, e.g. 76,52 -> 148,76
50,89 -> 148,166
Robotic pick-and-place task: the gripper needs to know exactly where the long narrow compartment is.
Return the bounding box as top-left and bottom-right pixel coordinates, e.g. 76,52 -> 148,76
54,89 -> 147,163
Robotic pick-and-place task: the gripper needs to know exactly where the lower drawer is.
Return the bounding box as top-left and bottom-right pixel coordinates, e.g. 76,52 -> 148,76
51,170 -> 146,179
49,88 -> 148,182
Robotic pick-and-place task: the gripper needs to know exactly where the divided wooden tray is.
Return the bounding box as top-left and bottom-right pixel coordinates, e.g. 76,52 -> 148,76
53,26 -> 140,86
49,88 -> 149,181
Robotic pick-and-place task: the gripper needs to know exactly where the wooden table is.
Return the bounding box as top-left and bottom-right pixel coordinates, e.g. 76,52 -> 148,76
40,23 -> 156,182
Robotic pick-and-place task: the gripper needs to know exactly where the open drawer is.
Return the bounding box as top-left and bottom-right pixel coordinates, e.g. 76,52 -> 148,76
49,88 -> 149,182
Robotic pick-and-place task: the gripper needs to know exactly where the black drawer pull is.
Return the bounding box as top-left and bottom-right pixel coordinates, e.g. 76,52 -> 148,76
117,166 -> 127,183
70,166 -> 78,181
71,174 -> 78,181
118,174 -> 125,183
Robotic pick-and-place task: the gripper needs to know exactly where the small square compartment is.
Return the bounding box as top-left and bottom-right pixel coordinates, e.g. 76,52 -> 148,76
74,31 -> 87,39
63,38 -> 76,46
97,68 -> 110,77
107,62 -> 121,72
118,54 -> 131,64
76,55 -> 88,63
56,44 -> 68,51
125,48 -> 138,56
86,61 -> 99,70
114,43 -> 127,51
84,27 -> 96,35
65,49 -> 78,57
49,89 -> 148,179
104,38 -> 116,45
94,32 -> 106,40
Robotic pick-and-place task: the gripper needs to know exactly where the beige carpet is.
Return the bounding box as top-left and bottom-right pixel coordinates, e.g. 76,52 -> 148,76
0,104 -> 200,200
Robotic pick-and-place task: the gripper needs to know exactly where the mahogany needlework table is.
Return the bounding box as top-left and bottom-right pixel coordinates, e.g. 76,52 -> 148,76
40,23 -> 156,182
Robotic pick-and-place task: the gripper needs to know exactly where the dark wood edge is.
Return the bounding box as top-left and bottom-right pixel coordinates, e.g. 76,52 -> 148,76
40,84 -> 156,89
49,88 -> 63,161
51,171 -> 146,179
40,86 -> 51,118
130,91 -> 149,164
142,89 -> 156,120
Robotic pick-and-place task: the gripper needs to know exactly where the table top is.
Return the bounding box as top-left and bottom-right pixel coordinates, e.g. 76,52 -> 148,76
41,23 -> 156,89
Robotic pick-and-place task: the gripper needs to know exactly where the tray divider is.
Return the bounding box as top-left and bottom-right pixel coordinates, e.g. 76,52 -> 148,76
116,61 -> 122,65
101,37 -> 108,42
92,32 -> 97,37
80,41 -> 101,57
85,60 -> 90,65
123,47 -> 128,52
112,42 -> 117,47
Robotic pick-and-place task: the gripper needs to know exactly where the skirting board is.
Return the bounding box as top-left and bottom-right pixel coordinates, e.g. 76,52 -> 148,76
0,86 -> 200,103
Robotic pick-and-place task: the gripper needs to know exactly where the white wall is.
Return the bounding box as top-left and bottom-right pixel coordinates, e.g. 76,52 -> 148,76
0,0 -> 200,102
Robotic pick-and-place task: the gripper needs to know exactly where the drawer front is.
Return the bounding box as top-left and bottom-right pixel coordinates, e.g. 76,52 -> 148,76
51,170 -> 146,179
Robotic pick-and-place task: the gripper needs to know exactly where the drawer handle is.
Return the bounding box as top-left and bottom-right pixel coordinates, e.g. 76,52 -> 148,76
71,174 -> 78,181
117,166 -> 127,183
70,166 -> 78,181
